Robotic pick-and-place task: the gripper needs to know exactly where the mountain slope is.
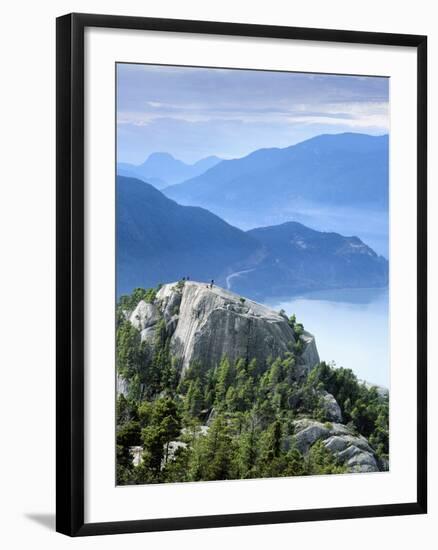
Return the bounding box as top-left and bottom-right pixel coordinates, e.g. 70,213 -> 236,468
230,222 -> 389,299
117,177 -> 388,298
117,153 -> 222,188
163,133 -> 389,245
115,282 -> 388,483
117,163 -> 168,190
116,176 -> 261,295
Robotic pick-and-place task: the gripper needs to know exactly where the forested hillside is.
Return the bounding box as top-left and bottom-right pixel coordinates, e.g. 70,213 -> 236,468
116,283 -> 389,485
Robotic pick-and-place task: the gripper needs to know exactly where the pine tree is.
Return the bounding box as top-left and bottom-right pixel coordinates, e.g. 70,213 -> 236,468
116,321 -> 143,379
257,420 -> 283,476
185,379 -> 204,417
188,415 -> 236,481
215,356 -> 233,406
140,397 -> 181,478
235,418 -> 258,478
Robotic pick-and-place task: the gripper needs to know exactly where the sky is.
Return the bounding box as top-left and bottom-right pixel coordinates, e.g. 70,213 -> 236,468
117,63 -> 389,165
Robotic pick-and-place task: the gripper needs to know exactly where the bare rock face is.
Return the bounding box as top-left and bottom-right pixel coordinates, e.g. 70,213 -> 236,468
300,331 -> 320,373
117,374 -> 129,396
142,281 -> 321,375
290,419 -> 380,473
320,391 -> 343,423
130,301 -> 160,331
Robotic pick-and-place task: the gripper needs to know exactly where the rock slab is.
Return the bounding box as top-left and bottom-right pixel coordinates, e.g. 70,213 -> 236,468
130,281 -> 320,375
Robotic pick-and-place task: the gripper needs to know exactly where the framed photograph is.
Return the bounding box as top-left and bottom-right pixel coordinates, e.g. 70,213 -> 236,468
56,13 -> 427,536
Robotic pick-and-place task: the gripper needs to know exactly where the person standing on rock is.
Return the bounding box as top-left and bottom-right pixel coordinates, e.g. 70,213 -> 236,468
210,279 -> 214,289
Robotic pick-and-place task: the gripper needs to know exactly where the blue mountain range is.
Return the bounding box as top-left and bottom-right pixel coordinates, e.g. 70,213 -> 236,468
117,176 -> 260,296
163,133 -> 389,256
117,174 -> 388,299
117,152 -> 222,189
165,133 -> 388,207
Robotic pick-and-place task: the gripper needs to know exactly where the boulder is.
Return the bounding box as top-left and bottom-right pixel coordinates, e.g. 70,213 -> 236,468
130,301 -> 160,331
117,374 -> 129,396
343,448 -> 379,472
140,326 -> 156,345
320,391 -> 343,422
291,419 -> 380,473
293,422 -> 331,454
164,440 -> 187,464
324,434 -> 373,454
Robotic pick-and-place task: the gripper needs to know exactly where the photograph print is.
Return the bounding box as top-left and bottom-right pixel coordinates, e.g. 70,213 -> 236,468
115,64 -> 390,486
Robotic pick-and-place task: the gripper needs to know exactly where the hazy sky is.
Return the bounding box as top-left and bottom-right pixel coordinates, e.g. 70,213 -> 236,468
117,64 -> 389,165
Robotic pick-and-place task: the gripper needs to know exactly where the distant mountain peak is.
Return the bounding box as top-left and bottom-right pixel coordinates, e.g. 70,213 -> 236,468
194,154 -> 221,164
146,151 -> 176,162
117,153 -> 223,188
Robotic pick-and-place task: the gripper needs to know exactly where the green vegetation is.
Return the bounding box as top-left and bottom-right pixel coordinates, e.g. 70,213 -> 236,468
287,314 -> 305,355
116,285 -> 179,401
307,362 -> 389,461
117,286 -> 160,319
116,288 -> 389,485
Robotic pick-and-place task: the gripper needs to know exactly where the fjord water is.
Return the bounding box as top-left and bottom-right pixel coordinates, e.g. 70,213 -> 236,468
266,287 -> 389,388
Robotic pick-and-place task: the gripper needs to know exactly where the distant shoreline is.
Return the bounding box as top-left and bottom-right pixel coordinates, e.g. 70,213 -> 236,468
263,286 -> 389,307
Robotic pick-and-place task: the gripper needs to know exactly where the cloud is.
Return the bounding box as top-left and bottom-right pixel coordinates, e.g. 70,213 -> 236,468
116,64 -> 389,163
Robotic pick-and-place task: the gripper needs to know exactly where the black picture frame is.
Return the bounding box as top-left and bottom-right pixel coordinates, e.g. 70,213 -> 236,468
56,12 -> 427,537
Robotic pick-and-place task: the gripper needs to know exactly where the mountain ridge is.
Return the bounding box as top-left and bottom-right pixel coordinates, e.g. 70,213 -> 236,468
117,175 -> 388,299
117,152 -> 222,188
117,175 -> 261,296
163,133 -> 389,255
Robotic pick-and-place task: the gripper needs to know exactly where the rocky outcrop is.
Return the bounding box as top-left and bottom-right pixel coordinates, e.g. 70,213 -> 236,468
289,419 -> 380,473
320,391 -> 343,423
129,301 -> 161,346
117,374 -> 129,397
300,331 -> 320,373
130,281 -> 320,376
121,282 -> 387,474
130,301 -> 160,331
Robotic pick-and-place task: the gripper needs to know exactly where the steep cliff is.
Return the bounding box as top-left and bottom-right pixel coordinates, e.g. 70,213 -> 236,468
129,281 -> 320,375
